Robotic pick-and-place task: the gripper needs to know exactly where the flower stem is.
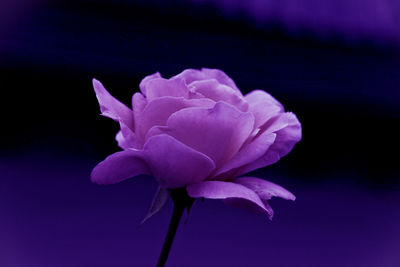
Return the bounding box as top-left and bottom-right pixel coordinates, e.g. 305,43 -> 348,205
157,188 -> 194,267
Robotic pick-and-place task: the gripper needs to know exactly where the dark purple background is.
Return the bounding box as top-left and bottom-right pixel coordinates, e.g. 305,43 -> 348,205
1,0 -> 400,266
2,153 -> 400,266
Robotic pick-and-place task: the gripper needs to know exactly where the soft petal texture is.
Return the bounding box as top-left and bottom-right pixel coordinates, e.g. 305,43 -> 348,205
145,77 -> 189,101
132,92 -> 147,112
141,134 -> 216,188
91,150 -> 150,184
237,112 -> 301,176
175,68 -> 240,92
136,96 -> 215,140
115,123 -> 142,149
146,102 -> 254,167
92,68 -> 301,220
190,79 -> 248,111
139,72 -> 161,95
186,181 -> 271,215
131,92 -> 148,140
234,177 -> 296,201
265,112 -> 302,157
214,132 -> 276,178
245,90 -> 284,129
141,186 -> 170,224
221,177 -> 295,220
93,79 -> 134,131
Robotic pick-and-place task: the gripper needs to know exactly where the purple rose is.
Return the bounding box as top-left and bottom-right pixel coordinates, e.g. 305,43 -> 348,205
91,68 -> 301,219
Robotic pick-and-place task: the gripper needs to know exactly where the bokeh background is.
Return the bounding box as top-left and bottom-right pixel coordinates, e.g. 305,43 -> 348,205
1,0 -> 399,266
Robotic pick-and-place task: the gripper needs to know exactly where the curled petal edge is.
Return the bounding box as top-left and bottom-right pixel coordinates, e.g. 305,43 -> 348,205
233,176 -> 296,201
92,79 -> 134,131
91,150 -> 150,185
186,180 -> 273,218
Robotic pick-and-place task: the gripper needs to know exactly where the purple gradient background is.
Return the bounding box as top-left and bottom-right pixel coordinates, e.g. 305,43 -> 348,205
1,0 -> 400,266
2,153 -> 400,266
191,0 -> 400,45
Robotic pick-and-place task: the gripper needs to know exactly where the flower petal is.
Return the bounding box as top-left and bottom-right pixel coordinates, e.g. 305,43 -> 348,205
115,123 -> 142,149
174,68 -> 240,92
132,92 -> 148,112
190,79 -> 248,111
92,79 -> 134,131
245,90 -> 284,129
91,150 -> 150,185
141,186 -> 170,224
146,102 -> 254,168
200,68 -> 240,92
136,96 -> 215,140
131,92 -> 148,140
214,132 -> 276,178
233,177 -> 296,201
264,112 -> 302,156
142,134 -> 216,188
145,77 -> 189,101
139,72 -> 161,95
237,112 -> 301,176
186,180 -> 271,215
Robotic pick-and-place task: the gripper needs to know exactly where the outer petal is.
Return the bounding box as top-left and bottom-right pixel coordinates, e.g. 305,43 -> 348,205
142,134 -> 216,188
190,79 -> 248,111
245,90 -> 284,129
265,112 -> 302,157
146,102 -> 254,168
141,186 -> 170,224
136,96 -> 215,140
92,79 -> 134,131
186,181 -> 271,215
200,68 -> 240,92
237,112 -> 301,176
174,68 -> 240,92
132,92 -> 148,140
132,92 -> 147,112
214,132 -> 276,178
233,177 -> 296,201
139,72 -> 161,95
115,123 -> 142,149
145,77 -> 189,101
91,150 -> 150,185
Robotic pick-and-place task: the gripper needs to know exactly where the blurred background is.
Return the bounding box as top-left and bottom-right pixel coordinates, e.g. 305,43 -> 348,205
1,0 -> 399,266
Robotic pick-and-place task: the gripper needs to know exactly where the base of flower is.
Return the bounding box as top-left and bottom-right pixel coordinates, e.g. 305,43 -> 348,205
157,188 -> 194,267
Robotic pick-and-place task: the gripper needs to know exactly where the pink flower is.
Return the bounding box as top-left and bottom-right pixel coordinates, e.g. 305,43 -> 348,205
91,68 -> 301,219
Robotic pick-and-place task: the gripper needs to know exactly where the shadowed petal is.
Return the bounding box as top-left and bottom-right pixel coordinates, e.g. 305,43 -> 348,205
245,90 -> 284,129
132,92 -> 147,112
139,72 -> 161,95
260,112 -> 300,135
261,112 -> 302,156
264,113 -> 301,154
237,112 -> 301,176
145,77 -> 189,101
186,181 -> 271,216
214,132 -> 276,178
137,96 -> 215,140
190,79 -> 248,111
91,150 -> 150,185
115,123 -> 142,149
92,79 -> 134,130
132,92 -> 148,139
141,186 -> 170,224
174,68 -> 240,92
234,177 -> 295,201
200,68 -> 240,92
146,102 -> 254,168
142,134 -> 216,188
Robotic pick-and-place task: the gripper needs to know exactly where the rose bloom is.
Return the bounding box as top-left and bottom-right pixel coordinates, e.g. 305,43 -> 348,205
91,68 -> 301,219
